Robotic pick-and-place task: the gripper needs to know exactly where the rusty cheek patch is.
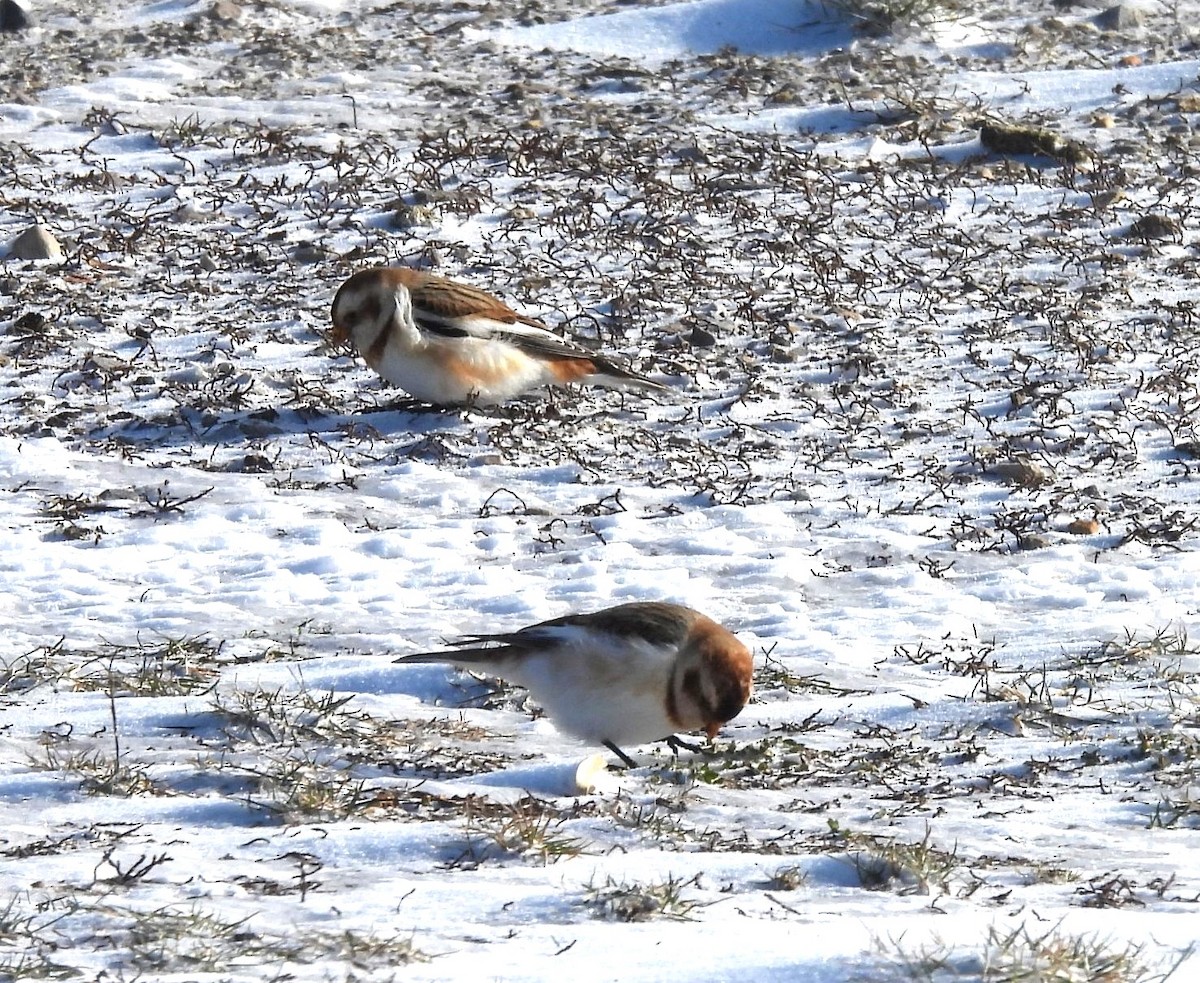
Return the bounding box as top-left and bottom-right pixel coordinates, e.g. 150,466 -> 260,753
707,659 -> 751,730
668,666 -> 711,732
332,294 -> 381,351
686,659 -> 750,738
363,322 -> 393,367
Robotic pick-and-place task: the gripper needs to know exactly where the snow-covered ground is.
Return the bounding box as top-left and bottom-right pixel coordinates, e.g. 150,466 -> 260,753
2,0 -> 1199,979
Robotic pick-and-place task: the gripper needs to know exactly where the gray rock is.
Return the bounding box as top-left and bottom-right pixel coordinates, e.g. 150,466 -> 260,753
391,203 -> 439,229
8,225 -> 64,261
208,1 -> 242,22
1095,4 -> 1145,29
989,459 -> 1052,488
292,241 -> 334,264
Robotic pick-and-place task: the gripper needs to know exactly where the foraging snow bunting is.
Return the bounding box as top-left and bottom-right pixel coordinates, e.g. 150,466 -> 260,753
329,266 -> 667,406
394,601 -> 753,766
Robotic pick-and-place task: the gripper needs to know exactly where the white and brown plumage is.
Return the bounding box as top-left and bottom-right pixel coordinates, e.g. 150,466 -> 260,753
394,601 -> 753,766
329,266 -> 666,406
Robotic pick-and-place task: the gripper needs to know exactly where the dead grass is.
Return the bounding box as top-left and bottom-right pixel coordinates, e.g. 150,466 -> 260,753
880,921 -> 1191,982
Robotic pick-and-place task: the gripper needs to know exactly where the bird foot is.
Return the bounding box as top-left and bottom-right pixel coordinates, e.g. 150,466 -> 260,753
664,735 -> 705,757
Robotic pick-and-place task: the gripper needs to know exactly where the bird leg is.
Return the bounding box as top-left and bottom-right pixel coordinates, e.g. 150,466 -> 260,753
665,735 -> 704,756
366,395 -> 428,414
603,740 -> 639,769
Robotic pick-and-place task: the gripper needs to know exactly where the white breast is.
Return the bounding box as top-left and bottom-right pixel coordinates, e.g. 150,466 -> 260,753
372,336 -> 557,405
499,635 -> 679,746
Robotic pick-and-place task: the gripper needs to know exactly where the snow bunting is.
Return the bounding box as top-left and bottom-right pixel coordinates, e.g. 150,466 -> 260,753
329,266 -> 666,406
394,601 -> 753,766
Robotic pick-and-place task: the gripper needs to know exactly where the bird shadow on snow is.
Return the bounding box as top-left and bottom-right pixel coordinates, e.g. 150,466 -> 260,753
88,384 -> 656,475
279,658 -> 464,704
91,398 -> 476,460
256,656 -> 512,722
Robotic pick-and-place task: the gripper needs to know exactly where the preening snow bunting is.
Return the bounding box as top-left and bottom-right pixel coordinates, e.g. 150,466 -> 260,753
394,601 -> 753,766
329,266 -> 666,406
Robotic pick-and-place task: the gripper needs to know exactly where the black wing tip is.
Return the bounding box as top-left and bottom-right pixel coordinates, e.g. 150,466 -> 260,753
593,358 -> 671,393
394,639 -> 520,665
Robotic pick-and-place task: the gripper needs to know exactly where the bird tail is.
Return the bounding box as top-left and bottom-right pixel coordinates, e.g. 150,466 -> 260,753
394,645 -> 516,666
590,356 -> 669,393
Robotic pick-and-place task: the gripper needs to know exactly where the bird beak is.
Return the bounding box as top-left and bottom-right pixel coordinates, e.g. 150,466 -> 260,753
314,325 -> 350,358
705,721 -> 721,740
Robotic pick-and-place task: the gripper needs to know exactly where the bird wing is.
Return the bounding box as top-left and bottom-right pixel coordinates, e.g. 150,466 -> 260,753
406,276 -> 550,338
434,316 -> 611,365
436,602 -> 695,655
553,602 -> 696,648
407,275 -> 663,385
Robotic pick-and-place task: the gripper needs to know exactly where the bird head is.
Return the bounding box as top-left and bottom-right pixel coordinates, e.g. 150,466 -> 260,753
672,620 -> 753,741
